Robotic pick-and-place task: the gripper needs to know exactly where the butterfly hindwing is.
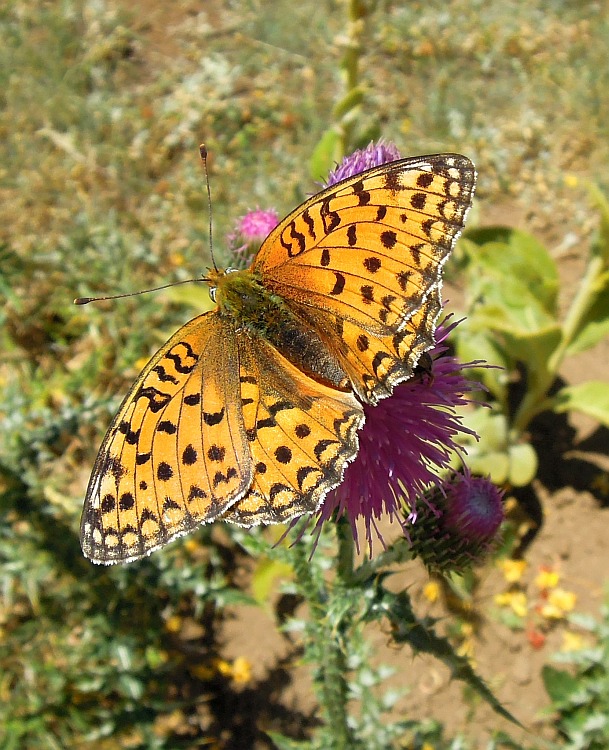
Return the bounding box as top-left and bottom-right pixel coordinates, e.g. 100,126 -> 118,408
221,333 -> 364,526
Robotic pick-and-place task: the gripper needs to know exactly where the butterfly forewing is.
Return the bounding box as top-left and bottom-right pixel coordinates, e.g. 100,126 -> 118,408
81,314 -> 252,564
220,334 -> 364,526
253,154 -> 476,403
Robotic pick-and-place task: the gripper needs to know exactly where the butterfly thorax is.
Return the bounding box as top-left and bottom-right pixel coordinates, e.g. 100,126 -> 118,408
209,267 -> 284,332
208,266 -> 350,392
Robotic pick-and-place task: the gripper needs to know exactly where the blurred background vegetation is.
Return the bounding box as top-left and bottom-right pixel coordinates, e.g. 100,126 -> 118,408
2,0 -> 609,747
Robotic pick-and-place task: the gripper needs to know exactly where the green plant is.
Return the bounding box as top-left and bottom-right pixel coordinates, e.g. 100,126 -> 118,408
542,596 -> 609,749
452,188 -> 609,488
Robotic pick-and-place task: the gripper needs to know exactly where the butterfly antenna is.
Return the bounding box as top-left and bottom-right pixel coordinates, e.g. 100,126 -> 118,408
74,278 -> 206,306
199,144 -> 218,272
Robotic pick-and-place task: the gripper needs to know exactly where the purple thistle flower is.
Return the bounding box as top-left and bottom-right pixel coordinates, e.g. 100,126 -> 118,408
410,470 -> 504,572
316,321 -> 482,554
325,141 -> 402,186
226,208 -> 279,268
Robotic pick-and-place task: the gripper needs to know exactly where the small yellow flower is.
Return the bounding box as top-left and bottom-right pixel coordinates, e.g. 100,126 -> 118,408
215,658 -> 234,678
535,569 -> 560,590
499,559 -> 527,583
564,174 -> 579,188
423,581 -> 441,603
457,637 -> 475,660
548,588 -> 577,614
495,591 -> 528,618
561,631 -> 585,652
539,602 -> 564,620
231,656 -> 252,685
169,252 -> 185,267
164,615 -> 182,633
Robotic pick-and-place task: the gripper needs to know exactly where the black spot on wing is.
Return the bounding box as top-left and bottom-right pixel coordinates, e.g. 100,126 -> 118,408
417,172 -> 434,188
375,205 -> 387,222
330,272 -> 346,296
165,350 -> 196,374
152,365 -> 180,384
157,462 -> 173,481
410,193 -> 427,210
119,493 -> 134,510
203,408 -> 225,426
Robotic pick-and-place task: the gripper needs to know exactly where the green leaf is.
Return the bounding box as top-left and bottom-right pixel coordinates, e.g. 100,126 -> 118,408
309,128 -> 342,181
166,282 -> 213,312
542,664 -> 580,703
553,381 -> 609,427
463,228 -> 559,313
453,325 -> 509,405
251,557 -> 293,606
266,731 -> 310,749
458,410 -> 538,486
565,273 -> 609,355
467,279 -> 558,338
507,443 -> 538,487
365,577 -> 523,728
588,183 -> 609,266
502,325 -> 562,393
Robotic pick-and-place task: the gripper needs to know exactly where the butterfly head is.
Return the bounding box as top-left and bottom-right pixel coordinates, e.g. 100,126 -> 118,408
206,266 -> 267,319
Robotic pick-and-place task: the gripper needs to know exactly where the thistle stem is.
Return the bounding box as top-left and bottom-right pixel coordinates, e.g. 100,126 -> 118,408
292,531 -> 355,749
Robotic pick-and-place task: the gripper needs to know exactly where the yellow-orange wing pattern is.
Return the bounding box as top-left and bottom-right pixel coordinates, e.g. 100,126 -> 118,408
81,153 -> 475,564
81,315 -> 363,564
221,333 -> 363,526
253,154 -> 476,403
81,314 -> 251,563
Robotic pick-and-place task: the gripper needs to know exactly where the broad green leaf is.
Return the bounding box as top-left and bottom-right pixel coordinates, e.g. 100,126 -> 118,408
502,326 -> 562,392
460,410 -> 508,450
453,325 -> 509,405
542,664 -> 580,703
468,451 -> 510,484
553,381 -> 609,427
451,412 -> 505,479
507,443 -> 538,487
463,227 -> 558,312
466,277 -> 557,336
251,557 -> 294,606
166,282 -> 213,312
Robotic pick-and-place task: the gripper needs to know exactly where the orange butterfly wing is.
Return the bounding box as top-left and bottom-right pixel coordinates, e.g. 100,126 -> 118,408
221,333 -> 363,526
81,314 -> 252,563
253,154 -> 476,403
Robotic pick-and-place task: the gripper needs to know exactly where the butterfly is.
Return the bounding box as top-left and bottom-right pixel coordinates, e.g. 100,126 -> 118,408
80,153 -> 476,564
